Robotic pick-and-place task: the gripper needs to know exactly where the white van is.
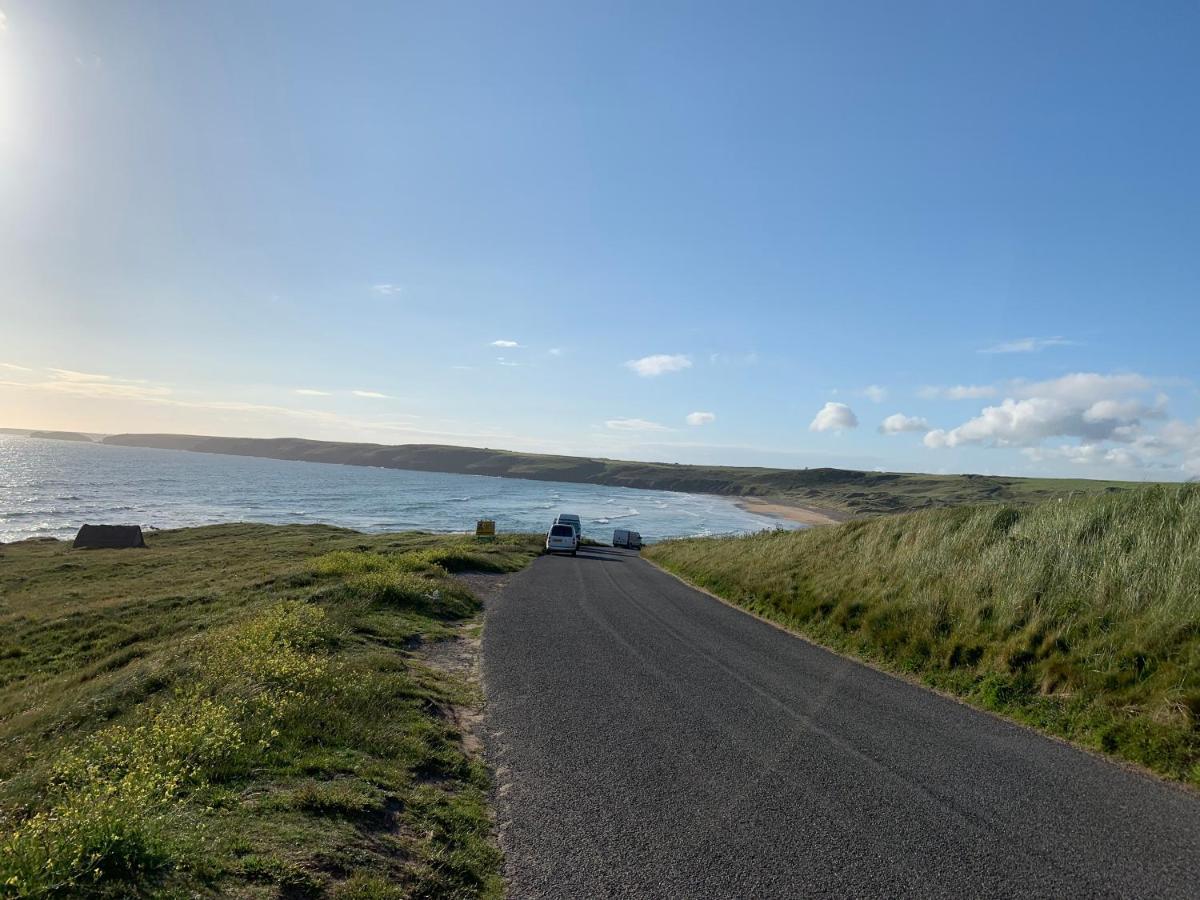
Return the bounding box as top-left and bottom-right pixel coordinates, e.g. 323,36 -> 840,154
613,529 -> 643,550
546,523 -> 578,556
555,513 -> 583,544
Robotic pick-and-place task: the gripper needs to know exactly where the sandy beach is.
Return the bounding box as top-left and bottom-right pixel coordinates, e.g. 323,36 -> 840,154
734,496 -> 847,527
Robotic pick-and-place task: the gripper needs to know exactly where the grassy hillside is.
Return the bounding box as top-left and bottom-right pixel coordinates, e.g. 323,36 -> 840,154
0,525 -> 542,898
101,432 -> 1145,517
27,431 -> 95,442
646,485 -> 1200,787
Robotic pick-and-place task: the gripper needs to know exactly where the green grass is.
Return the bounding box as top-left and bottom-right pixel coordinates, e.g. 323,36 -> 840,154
0,524 -> 542,898
645,485 -> 1200,787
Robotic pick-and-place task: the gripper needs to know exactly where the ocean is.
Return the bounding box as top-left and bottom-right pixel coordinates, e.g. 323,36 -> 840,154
0,436 -> 800,544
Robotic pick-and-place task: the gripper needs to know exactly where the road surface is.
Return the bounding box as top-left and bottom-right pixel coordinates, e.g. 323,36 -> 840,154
482,546 -> 1200,898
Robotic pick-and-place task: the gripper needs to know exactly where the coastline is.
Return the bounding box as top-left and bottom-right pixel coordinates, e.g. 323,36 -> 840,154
734,496 -> 847,527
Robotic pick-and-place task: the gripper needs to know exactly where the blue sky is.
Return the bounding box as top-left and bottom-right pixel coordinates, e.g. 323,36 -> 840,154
1,1 -> 1198,479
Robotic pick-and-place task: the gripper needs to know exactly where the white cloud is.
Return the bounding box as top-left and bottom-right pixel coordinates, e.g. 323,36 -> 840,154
1022,443 -> 1146,469
491,339 -> 520,348
918,384 -> 998,400
0,11 -> 7,32
1009,372 -> 1152,406
496,358 -> 520,367
352,390 -> 390,399
863,385 -> 888,403
47,368 -> 114,382
371,284 -> 403,296
1,362 -> 31,372
46,381 -> 170,400
294,389 -> 331,396
605,418 -> 671,432
947,384 -> 998,400
980,336 -> 1074,354
0,366 -> 587,450
809,402 -> 858,432
879,413 -> 928,435
548,348 -> 563,356
3,368 -> 171,401
1154,419 -> 1200,478
625,354 -> 692,377
923,372 -> 1169,453
686,411 -> 716,426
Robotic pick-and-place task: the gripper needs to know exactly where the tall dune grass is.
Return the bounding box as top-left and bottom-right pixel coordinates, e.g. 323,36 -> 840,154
646,485 -> 1200,785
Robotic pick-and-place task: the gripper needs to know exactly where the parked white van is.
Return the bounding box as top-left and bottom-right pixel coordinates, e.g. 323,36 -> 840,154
613,529 -> 643,550
555,513 -> 583,544
546,523 -> 578,556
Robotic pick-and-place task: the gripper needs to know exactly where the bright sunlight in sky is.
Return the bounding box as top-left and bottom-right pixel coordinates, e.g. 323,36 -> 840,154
1,1 -> 1198,479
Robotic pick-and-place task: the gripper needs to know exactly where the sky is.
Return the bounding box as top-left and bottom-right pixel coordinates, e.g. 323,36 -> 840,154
1,1 -> 1198,480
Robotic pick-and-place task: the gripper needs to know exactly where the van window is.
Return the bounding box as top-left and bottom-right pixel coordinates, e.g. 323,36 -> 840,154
550,524 -> 575,537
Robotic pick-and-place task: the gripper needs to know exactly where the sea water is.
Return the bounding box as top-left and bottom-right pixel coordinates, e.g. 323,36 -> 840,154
0,436 -> 800,544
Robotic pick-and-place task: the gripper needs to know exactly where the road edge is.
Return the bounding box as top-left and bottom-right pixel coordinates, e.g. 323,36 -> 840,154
641,555 -> 1199,798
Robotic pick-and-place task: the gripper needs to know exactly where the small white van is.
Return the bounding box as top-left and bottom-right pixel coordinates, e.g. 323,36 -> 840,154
555,513 -> 583,544
613,529 -> 643,550
546,523 -> 578,556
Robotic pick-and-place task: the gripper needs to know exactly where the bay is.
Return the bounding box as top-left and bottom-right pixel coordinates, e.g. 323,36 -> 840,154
0,436 -> 800,544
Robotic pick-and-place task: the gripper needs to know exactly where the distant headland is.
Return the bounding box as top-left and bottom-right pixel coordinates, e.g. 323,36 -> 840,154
97,432 -> 1143,520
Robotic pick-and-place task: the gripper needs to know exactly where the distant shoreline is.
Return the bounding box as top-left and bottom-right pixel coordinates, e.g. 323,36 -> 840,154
733,496 -> 847,527
8,431 -> 1152,520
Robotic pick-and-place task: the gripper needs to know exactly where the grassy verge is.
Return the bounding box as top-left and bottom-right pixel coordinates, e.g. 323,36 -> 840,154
645,485 -> 1200,787
0,524 -> 542,898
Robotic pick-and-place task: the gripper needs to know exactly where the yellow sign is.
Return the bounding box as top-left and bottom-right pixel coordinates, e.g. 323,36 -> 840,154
475,519 -> 496,537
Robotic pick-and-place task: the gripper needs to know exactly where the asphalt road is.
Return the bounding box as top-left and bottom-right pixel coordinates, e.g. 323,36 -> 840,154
482,546 -> 1200,898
